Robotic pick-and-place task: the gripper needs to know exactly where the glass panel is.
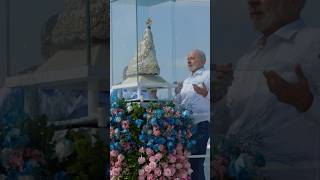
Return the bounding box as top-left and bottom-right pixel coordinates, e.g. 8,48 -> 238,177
174,0 -> 210,80
110,0 -> 137,86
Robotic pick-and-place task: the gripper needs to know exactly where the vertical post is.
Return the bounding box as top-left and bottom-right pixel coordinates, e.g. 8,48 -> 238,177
24,86 -> 39,119
88,79 -> 99,117
86,0 -> 91,66
97,107 -> 107,127
5,0 -> 10,78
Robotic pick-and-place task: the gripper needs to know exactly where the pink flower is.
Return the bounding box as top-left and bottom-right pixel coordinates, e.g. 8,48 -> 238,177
111,109 -> 118,115
139,147 -> 145,153
177,155 -> 186,161
138,156 -> 146,164
184,151 -> 191,157
149,156 -> 156,162
176,163 -> 183,169
111,167 -> 121,176
147,175 -> 155,180
121,120 -> 129,129
146,148 -> 154,157
172,150 -> 177,155
117,154 -> 125,162
122,142 -> 131,151
187,130 -> 192,138
159,145 -> 165,152
160,162 -> 168,169
177,170 -> 188,178
110,150 -> 118,157
138,175 -> 145,180
184,162 -> 191,169
155,153 -> 163,161
114,161 -> 121,167
144,165 -> 152,174
153,129 -> 161,136
164,168 -> 172,177
139,169 -> 145,176
149,161 -> 157,170
170,167 -> 176,175
154,168 -> 162,177
176,143 -> 183,151
168,154 -> 177,163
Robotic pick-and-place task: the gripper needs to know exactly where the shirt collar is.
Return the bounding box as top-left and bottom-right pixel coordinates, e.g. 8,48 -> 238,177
273,19 -> 305,40
192,67 -> 205,76
252,19 -> 305,48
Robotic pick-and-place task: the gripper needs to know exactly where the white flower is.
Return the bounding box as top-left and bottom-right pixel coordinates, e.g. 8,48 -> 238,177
127,105 -> 133,113
55,138 -> 74,162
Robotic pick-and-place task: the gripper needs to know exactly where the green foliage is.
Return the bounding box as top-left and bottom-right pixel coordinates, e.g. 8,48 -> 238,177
21,115 -> 55,159
130,102 -> 144,120
147,101 -> 161,110
121,150 -> 140,180
65,130 -> 107,180
117,98 -> 127,110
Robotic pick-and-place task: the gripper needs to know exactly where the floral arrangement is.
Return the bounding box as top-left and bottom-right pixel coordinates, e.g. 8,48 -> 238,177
0,116 -> 54,179
1,148 -> 47,178
62,129 -> 108,180
110,99 -> 196,180
0,115 -> 108,179
213,133 -> 266,180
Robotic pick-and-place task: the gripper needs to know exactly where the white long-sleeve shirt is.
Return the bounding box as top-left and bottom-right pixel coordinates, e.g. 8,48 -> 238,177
225,19 -> 320,179
177,67 -> 210,124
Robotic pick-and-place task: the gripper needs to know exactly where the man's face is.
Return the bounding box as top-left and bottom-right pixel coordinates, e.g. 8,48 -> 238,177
187,51 -> 205,73
247,0 -> 295,33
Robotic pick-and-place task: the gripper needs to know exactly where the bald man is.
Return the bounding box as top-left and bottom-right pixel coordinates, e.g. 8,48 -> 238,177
175,49 -> 210,180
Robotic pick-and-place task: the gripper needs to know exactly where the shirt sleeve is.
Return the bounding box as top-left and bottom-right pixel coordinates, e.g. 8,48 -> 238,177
303,70 -> 320,124
204,71 -> 210,101
302,42 -> 320,124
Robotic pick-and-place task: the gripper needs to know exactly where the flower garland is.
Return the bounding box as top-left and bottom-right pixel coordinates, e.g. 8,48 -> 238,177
110,99 -> 196,180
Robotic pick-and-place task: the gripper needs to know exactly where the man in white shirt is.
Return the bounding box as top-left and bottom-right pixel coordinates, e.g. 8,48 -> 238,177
175,49 -> 210,180
216,0 -> 320,179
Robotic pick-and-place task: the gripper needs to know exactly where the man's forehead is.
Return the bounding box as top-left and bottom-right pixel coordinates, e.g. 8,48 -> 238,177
188,51 -> 199,57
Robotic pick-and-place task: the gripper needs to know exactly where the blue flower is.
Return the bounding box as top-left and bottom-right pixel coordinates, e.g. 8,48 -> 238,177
135,119 -> 144,128
150,118 -> 158,126
143,113 -> 148,119
167,140 -> 175,151
139,134 -> 146,142
156,137 -> 166,145
182,110 -> 191,118
153,144 -> 160,152
115,117 -> 121,123
167,118 -> 175,125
